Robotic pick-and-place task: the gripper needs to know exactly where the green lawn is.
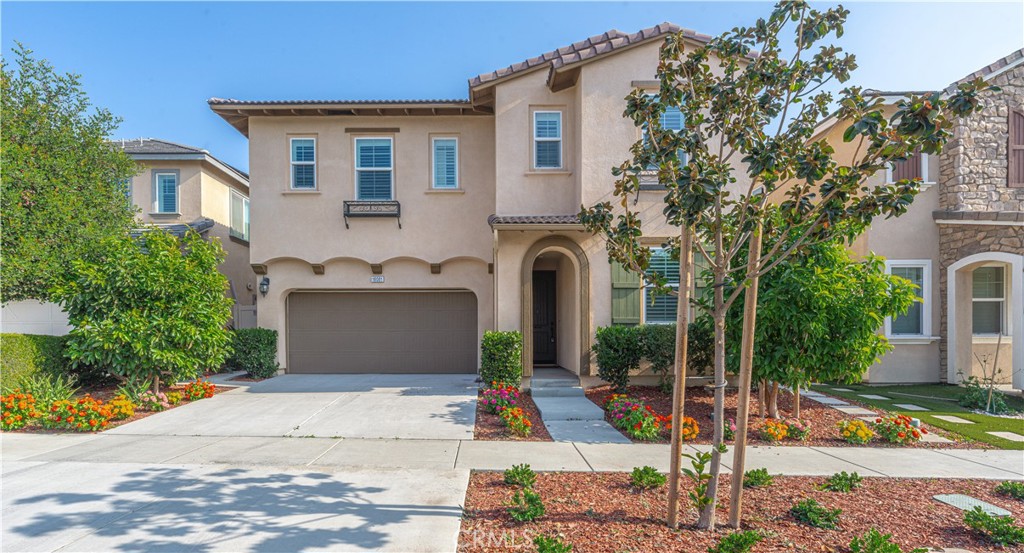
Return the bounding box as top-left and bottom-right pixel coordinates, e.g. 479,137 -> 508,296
810,382 -> 1024,450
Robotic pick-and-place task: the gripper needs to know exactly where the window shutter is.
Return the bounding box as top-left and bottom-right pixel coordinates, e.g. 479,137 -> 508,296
610,262 -> 641,325
1010,110 -> 1024,187
892,151 -> 923,182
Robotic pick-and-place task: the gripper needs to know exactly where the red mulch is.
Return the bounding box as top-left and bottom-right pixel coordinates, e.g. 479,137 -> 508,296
474,391 -> 553,442
586,385 -> 972,448
4,382 -> 235,434
459,471 -> 1024,552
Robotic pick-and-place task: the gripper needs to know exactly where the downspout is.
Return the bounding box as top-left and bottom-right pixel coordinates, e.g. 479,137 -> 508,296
492,227 -> 499,331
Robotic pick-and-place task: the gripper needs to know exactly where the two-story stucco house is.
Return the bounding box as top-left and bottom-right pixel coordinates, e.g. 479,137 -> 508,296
210,25 -> 1021,389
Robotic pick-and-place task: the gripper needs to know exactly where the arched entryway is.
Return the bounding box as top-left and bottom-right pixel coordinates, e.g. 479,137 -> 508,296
946,251 -> 1023,390
520,236 -> 591,377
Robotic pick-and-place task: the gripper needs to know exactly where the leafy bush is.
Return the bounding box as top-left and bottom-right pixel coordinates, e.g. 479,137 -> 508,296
964,507 -> 1024,545
226,328 -> 278,378
640,323 -> 676,391
838,419 -> 874,444
480,331 -> 523,385
630,466 -> 667,489
742,468 -> 774,489
533,534 -> 572,553
182,379 -> 216,401
790,499 -> 841,529
872,414 -> 924,445
20,373 -> 78,405
681,450 -> 714,512
481,382 -> 519,414
116,378 -> 150,403
503,464 -> 536,488
593,326 -> 642,392
708,530 -> 762,553
959,376 -> 1010,415
0,334 -> 66,393
849,528 -> 926,553
996,480 -> 1024,500
500,407 -> 532,437
687,318 -> 715,377
1,391 -> 42,430
507,488 -> 545,522
53,231 -> 233,393
820,471 -> 863,493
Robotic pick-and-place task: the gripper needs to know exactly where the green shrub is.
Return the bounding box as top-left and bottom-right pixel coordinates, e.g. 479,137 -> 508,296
480,331 -> 523,385
708,530 -> 762,553
630,466 -> 667,489
533,534 -> 572,553
790,499 -> 841,529
503,463 -> 537,488
958,375 -> 1009,414
964,506 -> 1024,545
742,468 -> 774,489
19,373 -> 78,405
226,328 -> 278,378
849,528 -> 926,553
507,488 -> 545,522
639,324 -> 676,391
0,333 -> 66,393
996,480 -> 1024,500
593,325 -> 642,392
687,317 -> 715,377
820,471 -> 863,493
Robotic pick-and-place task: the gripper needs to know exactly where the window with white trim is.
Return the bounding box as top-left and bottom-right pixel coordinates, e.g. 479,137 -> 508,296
643,101 -> 686,170
229,191 -> 249,242
154,172 -> 178,213
432,137 -> 458,189
887,151 -> 930,184
643,248 -> 680,324
355,137 -> 393,200
533,111 -> 562,169
972,265 -> 1006,335
290,138 -> 316,189
887,261 -> 930,337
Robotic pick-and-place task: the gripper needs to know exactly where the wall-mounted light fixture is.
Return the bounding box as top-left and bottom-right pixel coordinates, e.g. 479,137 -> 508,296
259,276 -> 270,297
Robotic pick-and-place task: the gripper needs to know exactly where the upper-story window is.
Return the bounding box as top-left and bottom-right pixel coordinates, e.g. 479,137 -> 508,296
153,171 -> 178,213
973,265 -> 1006,335
432,137 -> 459,189
533,111 -> 562,169
644,103 -> 686,170
1010,109 -> 1024,188
290,138 -> 317,190
355,137 -> 393,200
886,261 -> 931,337
887,150 -> 930,184
229,191 -> 250,242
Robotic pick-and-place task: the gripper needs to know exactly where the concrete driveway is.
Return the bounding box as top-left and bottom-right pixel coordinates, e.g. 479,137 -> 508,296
106,374 -> 478,440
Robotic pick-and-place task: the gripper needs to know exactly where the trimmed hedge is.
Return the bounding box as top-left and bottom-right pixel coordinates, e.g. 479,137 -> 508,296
0,333 -> 66,393
595,322 -> 716,391
225,328 -> 279,378
480,330 -> 523,385
594,326 -> 643,392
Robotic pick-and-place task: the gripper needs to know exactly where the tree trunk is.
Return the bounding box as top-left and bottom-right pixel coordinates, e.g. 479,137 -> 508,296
698,262 -> 727,530
667,225 -> 693,529
152,375 -> 161,395
768,382 -> 779,419
728,221 -> 762,528
793,384 -> 801,420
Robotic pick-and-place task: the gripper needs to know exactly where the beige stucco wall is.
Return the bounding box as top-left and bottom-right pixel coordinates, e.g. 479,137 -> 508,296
130,160 -> 204,223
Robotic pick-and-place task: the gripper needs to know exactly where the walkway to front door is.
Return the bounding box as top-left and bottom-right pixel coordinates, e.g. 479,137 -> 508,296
530,368 -> 631,444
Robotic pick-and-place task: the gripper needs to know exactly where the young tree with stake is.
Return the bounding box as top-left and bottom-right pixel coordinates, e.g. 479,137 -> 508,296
580,0 -> 989,530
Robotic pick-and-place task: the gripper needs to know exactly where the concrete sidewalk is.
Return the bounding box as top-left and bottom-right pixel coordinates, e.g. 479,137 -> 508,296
5,433 -> 1021,479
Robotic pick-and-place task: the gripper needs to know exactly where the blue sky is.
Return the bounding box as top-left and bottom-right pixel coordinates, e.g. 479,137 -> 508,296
4,1 -> 1022,172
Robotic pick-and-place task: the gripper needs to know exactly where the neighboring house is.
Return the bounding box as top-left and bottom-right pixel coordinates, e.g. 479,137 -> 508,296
209,25 -> 1020,390
817,50 -> 1023,389
117,139 -> 257,327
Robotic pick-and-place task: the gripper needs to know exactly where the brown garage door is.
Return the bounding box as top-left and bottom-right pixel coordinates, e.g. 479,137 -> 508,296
287,291 -> 478,374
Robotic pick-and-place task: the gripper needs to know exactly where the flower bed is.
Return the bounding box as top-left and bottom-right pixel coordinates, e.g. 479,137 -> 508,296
586,385 -> 969,448
459,472 -> 1024,552
474,388 -> 552,442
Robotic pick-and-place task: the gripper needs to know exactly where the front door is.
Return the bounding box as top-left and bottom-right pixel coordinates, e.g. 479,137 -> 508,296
533,271 -> 557,365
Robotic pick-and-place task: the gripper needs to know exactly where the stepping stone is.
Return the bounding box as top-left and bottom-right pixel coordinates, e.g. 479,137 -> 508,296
893,403 -> 929,411
830,388 -> 854,392
833,406 -> 877,416
811,396 -> 850,406
986,431 -> 1024,443
934,494 -> 1011,516
933,415 -> 975,424
919,432 -> 953,444
859,394 -> 890,400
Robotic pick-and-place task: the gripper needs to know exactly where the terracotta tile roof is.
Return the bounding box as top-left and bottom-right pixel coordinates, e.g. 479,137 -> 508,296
488,214 -> 582,226
469,22 -> 715,88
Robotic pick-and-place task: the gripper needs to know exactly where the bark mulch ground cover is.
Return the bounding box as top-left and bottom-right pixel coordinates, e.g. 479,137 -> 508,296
474,391 -> 553,442
5,381 -> 234,434
459,471 -> 1024,552
586,385 -> 972,448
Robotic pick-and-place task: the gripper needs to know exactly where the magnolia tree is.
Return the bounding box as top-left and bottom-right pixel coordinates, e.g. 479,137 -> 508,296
580,1 -> 989,530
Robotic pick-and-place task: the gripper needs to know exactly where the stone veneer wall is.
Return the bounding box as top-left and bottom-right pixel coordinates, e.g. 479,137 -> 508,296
939,64 -> 1024,212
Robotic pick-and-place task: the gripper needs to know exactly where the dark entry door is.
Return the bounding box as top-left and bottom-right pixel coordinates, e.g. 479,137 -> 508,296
533,271 -> 557,365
